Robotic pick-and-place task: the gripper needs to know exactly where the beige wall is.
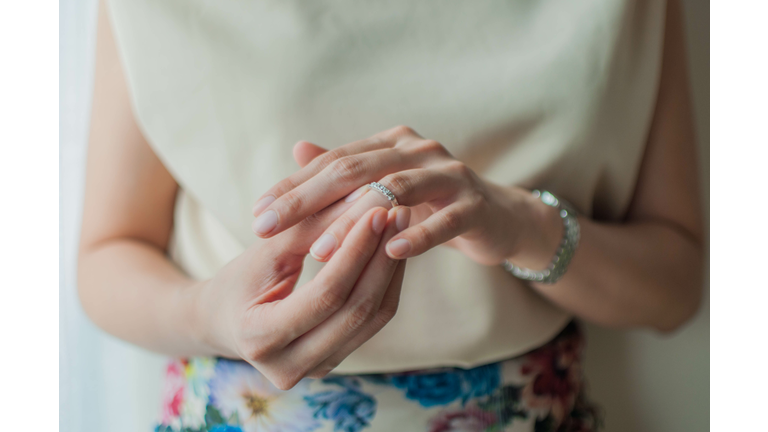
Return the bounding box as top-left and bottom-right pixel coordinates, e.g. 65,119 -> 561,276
582,1 -> 709,431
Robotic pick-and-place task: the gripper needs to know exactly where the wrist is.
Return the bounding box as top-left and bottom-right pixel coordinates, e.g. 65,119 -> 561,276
175,279 -> 237,358
505,188 -> 564,270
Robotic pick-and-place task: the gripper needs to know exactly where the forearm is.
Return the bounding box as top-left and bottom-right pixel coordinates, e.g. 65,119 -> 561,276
516,202 -> 703,332
505,0 -> 702,332
77,238 -> 217,356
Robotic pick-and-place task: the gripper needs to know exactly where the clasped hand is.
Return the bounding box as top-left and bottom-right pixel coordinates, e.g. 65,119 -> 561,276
202,126 -> 547,390
253,125 -> 549,266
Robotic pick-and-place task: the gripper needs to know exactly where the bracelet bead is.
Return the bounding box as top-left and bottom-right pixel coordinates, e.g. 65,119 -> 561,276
502,190 -> 580,284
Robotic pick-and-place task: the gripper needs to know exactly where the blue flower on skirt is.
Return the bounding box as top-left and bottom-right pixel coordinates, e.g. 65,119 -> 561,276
390,363 -> 502,408
460,364 -> 501,402
209,426 -> 244,432
391,372 -> 463,407
305,377 -> 376,432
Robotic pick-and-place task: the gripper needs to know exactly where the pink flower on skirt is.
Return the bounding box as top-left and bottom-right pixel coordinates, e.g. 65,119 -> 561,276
160,359 -> 187,424
428,405 -> 497,432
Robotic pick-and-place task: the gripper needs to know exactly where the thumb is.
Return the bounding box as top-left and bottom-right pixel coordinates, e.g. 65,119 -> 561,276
293,141 -> 328,168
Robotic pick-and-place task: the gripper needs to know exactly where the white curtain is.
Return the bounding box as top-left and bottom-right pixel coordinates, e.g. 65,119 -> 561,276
60,1 -> 165,431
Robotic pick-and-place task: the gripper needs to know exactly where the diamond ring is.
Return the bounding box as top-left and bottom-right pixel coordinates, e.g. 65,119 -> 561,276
367,182 -> 399,208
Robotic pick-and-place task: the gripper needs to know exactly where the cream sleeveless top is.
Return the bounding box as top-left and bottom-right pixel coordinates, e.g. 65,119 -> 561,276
107,0 -> 665,373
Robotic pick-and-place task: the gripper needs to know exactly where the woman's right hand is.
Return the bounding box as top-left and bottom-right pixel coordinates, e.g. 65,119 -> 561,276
81,3 -> 409,387
195,198 -> 410,390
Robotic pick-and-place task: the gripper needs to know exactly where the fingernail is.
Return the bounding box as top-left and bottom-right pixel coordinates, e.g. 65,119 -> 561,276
345,186 -> 367,203
372,210 -> 387,234
252,195 -> 275,215
387,238 -> 411,258
395,207 -> 411,232
252,210 -> 278,235
310,233 -> 337,260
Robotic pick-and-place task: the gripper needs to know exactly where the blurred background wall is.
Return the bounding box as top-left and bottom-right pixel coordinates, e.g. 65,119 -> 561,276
60,1 -> 166,430
59,1 -> 709,431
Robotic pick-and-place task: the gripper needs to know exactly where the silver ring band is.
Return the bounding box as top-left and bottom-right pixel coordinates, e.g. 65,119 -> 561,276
367,182 -> 399,208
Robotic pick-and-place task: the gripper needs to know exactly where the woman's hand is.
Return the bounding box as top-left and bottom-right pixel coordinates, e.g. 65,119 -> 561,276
198,202 -> 410,390
252,126 -> 563,268
81,16 -> 413,386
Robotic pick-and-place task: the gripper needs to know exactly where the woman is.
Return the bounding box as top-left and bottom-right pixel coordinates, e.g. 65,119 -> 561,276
78,0 -> 703,430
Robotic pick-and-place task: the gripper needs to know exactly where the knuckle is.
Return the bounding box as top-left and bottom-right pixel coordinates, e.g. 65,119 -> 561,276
269,255 -> 305,284
467,187 -> 489,210
419,139 -> 447,155
237,320 -> 285,362
315,150 -> 344,169
270,372 -> 301,391
391,125 -> 417,137
346,299 -> 377,331
440,210 -> 464,233
313,286 -> 347,314
334,213 -> 358,234
412,224 -> 435,248
243,338 -> 279,362
376,300 -> 399,324
347,244 -> 371,262
270,178 -> 297,197
337,237 -> 371,261
381,173 -> 411,201
446,160 -> 472,177
245,346 -> 267,363
297,211 -> 323,231
281,191 -> 306,217
330,157 -> 366,183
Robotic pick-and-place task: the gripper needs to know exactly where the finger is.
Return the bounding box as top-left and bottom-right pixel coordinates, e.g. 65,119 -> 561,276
308,187 -> 394,262
306,258 -> 407,378
238,201 -> 385,364
256,188 -> 360,255
280,207 -> 409,378
269,207 -> 389,345
253,126 -> 434,218
386,202 -> 474,259
252,148 -> 413,237
306,170 -> 458,261
253,137 -> 395,217
376,168 -> 461,207
374,124 -> 424,140
279,125 -> 425,195
254,141 -> 329,214
292,141 -> 328,168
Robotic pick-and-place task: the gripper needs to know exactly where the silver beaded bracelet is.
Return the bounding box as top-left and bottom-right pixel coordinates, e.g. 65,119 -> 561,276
502,190 -> 580,284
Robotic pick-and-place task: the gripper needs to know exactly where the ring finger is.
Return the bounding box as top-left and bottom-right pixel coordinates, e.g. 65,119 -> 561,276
309,170 -> 460,262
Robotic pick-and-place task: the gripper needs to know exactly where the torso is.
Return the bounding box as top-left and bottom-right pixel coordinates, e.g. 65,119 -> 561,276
108,0 -> 666,372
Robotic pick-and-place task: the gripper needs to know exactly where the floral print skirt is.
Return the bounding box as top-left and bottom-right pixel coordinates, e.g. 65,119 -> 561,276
155,321 -> 600,432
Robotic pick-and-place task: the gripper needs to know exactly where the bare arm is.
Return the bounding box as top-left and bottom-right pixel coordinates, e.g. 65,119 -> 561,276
530,0 -> 703,332
79,4 -> 408,389
77,2 -> 209,355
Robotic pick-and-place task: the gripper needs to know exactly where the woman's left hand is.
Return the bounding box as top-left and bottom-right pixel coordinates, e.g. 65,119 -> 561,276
252,126 -> 562,267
